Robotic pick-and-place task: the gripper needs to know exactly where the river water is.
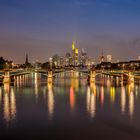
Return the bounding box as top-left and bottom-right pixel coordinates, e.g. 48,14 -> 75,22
0,72 -> 140,140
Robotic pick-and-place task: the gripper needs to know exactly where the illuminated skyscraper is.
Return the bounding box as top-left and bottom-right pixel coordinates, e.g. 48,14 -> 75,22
72,41 -> 75,51
71,41 -> 79,66
75,48 -> 79,65
72,41 -> 75,66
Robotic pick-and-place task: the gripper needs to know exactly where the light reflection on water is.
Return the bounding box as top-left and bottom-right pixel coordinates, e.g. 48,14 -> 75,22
70,86 -> 75,111
47,83 -> 54,120
86,86 -> 96,118
121,86 -> 126,114
0,72 -> 140,133
3,84 -> 16,125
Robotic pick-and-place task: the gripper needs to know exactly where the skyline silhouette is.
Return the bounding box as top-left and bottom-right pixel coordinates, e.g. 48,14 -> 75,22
0,0 -> 140,63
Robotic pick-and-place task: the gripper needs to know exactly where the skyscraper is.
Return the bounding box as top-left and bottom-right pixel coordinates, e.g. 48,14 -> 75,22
75,48 -> 79,65
71,41 -> 79,66
72,41 -> 75,66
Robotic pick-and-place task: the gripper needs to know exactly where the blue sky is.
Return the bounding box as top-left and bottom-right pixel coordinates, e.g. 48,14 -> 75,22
0,0 -> 140,63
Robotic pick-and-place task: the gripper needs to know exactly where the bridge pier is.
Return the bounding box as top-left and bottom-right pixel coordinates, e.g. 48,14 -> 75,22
3,71 -> 11,84
128,72 -> 134,83
89,71 -> 96,83
120,72 -> 134,84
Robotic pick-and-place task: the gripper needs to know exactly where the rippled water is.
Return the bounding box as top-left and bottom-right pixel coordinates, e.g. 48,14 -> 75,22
0,73 -> 140,140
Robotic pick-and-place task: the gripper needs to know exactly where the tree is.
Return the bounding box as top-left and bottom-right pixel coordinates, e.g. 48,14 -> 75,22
0,57 -> 6,69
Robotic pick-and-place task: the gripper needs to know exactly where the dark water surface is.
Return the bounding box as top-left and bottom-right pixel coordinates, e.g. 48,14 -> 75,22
0,73 -> 140,140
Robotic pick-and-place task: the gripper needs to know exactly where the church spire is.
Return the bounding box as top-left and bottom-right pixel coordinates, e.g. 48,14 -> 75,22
25,53 -> 29,65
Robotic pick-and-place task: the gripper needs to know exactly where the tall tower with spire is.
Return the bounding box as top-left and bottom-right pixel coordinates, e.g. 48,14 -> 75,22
25,53 -> 29,65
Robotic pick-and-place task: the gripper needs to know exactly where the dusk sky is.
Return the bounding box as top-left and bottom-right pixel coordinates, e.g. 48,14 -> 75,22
1,0 -> 140,63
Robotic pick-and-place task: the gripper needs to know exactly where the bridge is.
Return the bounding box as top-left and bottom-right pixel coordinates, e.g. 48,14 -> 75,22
0,69 -> 31,84
0,68 -> 140,84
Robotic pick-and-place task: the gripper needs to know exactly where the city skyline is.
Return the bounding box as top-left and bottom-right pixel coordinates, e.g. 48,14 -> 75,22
1,0 -> 140,63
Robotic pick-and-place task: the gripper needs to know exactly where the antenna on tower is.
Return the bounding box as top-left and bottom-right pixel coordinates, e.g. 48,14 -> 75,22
100,48 -> 104,63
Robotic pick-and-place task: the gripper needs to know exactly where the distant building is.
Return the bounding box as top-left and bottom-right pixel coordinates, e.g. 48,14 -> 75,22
60,56 -> 64,67
25,53 -> 32,68
107,55 -> 112,62
34,60 -> 42,69
65,52 -> 71,66
116,60 -> 140,70
52,54 -> 61,67
96,62 -> 111,70
80,48 -> 88,66
75,48 -> 79,65
100,55 -> 105,63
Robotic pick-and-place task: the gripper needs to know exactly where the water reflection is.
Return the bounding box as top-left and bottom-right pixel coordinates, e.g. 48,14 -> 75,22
86,86 -> 96,118
10,87 -> 16,120
135,85 -> 138,99
70,86 -> 75,111
71,76 -> 79,91
69,75 -> 80,111
4,90 -> 9,122
3,84 -> 16,124
14,74 -> 31,88
128,83 -> 134,118
100,86 -> 104,106
110,86 -> 115,104
47,83 -> 54,120
121,86 -> 126,115
34,73 -> 40,103
129,91 -> 134,117
1,72 -> 140,130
